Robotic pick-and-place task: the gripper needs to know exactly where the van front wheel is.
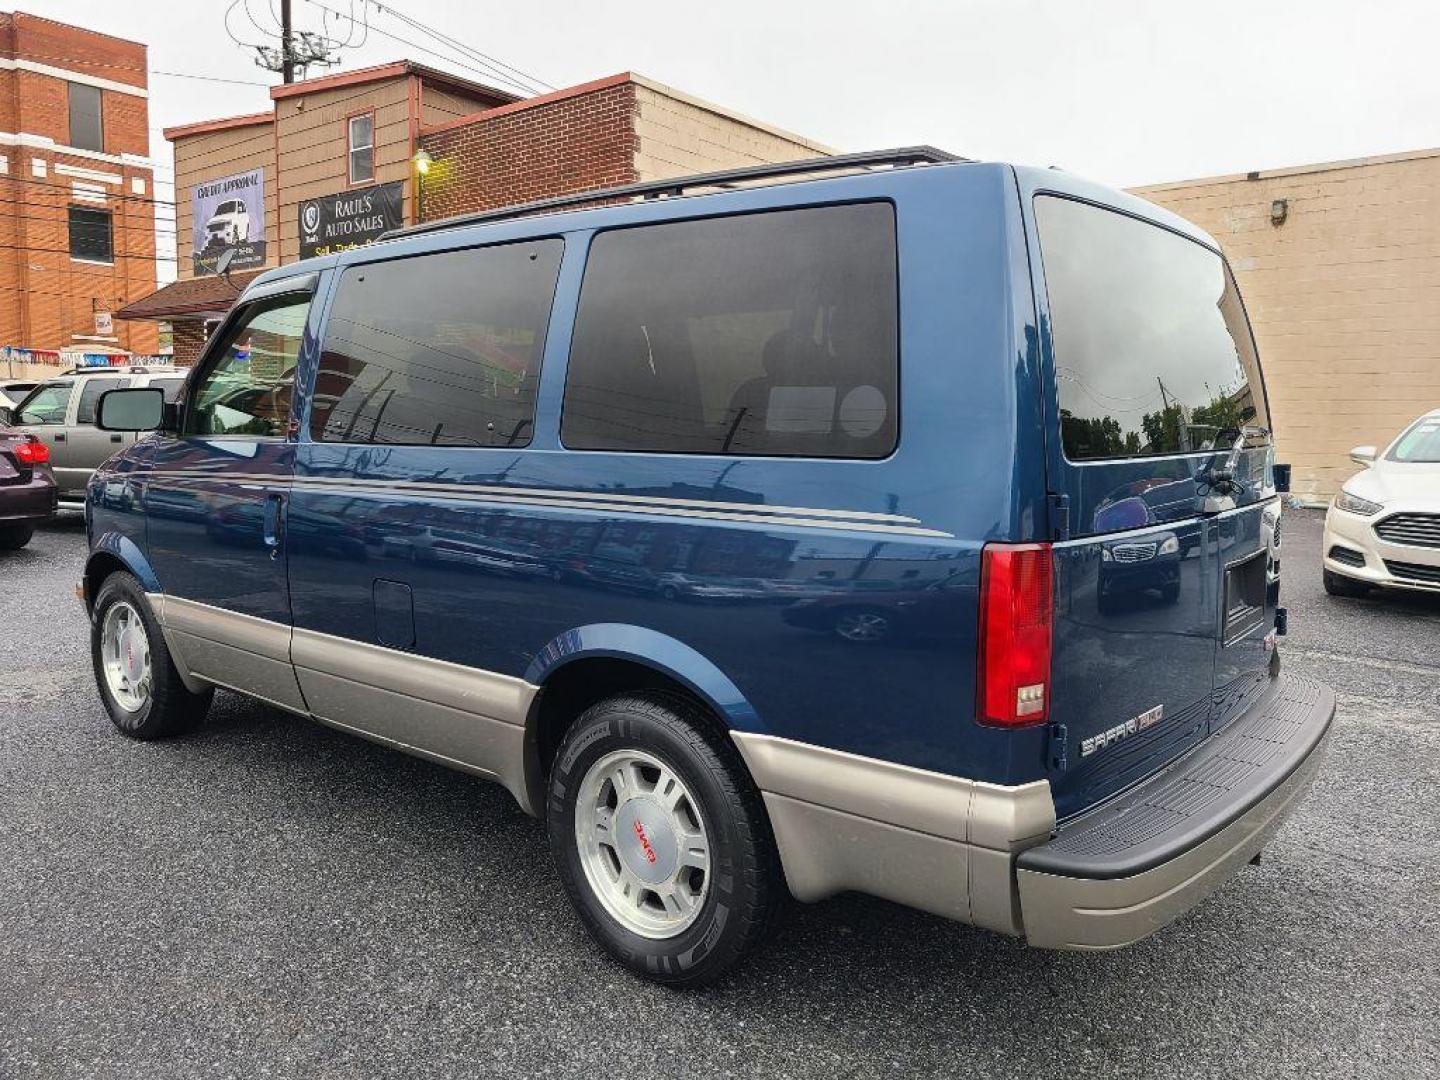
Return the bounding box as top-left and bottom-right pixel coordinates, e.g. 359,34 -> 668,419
547,693 -> 782,987
91,572 -> 212,740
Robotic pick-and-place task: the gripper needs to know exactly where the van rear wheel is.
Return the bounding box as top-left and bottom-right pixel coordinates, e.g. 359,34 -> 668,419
91,572 -> 213,740
547,692 -> 782,987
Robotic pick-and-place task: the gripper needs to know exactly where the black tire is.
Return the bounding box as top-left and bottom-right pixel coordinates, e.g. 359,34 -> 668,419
91,572 -> 213,740
1323,568 -> 1370,598
547,692 -> 783,987
1160,581 -> 1181,604
0,523 -> 35,550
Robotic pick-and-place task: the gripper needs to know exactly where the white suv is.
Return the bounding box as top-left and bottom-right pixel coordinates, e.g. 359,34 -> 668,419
206,200 -> 251,246
1322,409 -> 1440,596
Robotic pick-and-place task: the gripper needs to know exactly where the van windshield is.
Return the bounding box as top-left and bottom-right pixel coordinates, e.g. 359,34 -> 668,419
1035,195 -> 1268,461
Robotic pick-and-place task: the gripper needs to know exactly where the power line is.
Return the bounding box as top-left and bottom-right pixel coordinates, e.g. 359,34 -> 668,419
3,172 -> 180,210
370,1 -> 554,93
302,0 -> 540,98
152,69 -> 273,88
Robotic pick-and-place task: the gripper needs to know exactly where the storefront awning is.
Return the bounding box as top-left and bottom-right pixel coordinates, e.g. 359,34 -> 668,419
115,271 -> 266,322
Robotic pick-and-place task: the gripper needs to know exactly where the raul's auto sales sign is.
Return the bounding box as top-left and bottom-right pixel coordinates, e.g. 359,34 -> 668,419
192,168 -> 267,277
298,181 -> 405,259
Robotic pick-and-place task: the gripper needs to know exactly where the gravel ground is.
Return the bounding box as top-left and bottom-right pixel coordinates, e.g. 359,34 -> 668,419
1,509 -> 1437,1079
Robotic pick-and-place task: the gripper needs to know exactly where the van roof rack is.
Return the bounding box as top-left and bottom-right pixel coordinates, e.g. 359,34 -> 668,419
384,145 -> 965,242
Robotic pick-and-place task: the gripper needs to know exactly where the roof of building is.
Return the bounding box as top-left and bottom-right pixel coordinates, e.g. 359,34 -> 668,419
164,60 -> 522,143
269,59 -> 518,106
114,270 -> 266,322
163,110 -> 275,142
1131,146 -> 1440,192
418,70 -> 835,156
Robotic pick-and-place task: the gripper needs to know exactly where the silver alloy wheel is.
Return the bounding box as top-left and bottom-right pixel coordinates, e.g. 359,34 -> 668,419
100,601 -> 152,713
835,610 -> 889,642
574,748 -> 710,939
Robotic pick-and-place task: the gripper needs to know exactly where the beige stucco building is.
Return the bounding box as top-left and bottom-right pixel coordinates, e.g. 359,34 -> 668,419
1132,149 -> 1440,501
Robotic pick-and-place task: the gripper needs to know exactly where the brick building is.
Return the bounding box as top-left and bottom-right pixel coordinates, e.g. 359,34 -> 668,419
118,65 -> 829,361
0,11 -> 159,369
1133,150 -> 1440,499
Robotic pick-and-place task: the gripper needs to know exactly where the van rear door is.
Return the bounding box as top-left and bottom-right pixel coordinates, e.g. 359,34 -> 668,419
1028,192 -> 1277,819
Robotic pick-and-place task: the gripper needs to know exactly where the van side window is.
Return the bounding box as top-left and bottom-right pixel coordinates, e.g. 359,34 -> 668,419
311,240 -> 563,448
76,377 -> 133,425
1035,195 -> 1267,460
187,295 -> 312,437
562,204 -> 899,458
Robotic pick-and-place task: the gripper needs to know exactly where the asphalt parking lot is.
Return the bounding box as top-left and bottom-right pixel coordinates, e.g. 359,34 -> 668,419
2,509 -> 1437,1079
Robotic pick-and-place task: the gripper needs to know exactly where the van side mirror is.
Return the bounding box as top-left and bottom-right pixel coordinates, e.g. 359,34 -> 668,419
96,386 -> 167,432
1272,463 -> 1291,493
0,406 -> 13,426
1348,445 -> 1377,466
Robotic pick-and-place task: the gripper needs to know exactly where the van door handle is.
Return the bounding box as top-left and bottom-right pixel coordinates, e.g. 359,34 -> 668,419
110,433 -> 123,443
262,492 -> 285,555
53,432 -> 65,442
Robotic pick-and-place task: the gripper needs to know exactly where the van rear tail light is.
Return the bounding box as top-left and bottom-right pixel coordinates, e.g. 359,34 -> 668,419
978,542 -> 1053,727
13,438 -> 49,465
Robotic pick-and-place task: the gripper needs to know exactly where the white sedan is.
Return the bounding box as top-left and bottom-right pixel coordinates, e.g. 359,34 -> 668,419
1323,409 -> 1440,596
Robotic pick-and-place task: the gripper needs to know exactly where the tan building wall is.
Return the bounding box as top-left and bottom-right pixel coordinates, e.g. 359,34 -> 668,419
421,85 -> 481,128
1132,149 -> 1440,501
631,75 -> 831,180
170,118 -> 277,281
273,76 -> 415,262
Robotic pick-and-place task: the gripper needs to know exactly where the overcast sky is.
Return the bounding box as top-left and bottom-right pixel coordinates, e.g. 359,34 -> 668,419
37,0 -> 1440,277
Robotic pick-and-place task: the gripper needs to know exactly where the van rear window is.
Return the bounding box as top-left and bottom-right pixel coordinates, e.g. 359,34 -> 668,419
1035,196 -> 1267,461
562,204 -> 898,459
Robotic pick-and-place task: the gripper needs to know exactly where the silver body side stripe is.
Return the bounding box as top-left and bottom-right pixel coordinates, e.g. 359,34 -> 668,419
144,471 -> 952,538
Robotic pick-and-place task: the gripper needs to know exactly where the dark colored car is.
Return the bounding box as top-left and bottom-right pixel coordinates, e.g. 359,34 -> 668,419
781,575 -> 972,642
82,150 -> 1333,987
0,423 -> 57,549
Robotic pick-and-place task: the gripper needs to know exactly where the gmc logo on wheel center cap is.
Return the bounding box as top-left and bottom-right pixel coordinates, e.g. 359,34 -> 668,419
633,819 -> 658,864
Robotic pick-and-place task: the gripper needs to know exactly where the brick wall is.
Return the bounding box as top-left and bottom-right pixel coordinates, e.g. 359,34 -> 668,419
0,12 -> 158,354
170,319 -> 209,366
418,78 -> 639,219
1133,150 -> 1440,499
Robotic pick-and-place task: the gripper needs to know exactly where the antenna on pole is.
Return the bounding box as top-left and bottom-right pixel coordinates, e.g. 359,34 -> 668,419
252,0 -> 339,83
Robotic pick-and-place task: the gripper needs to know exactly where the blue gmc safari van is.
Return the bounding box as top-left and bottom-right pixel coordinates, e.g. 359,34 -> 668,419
85,148 -> 1334,985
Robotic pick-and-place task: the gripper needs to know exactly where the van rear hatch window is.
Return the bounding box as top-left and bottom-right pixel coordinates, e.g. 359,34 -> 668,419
1035,196 -> 1267,461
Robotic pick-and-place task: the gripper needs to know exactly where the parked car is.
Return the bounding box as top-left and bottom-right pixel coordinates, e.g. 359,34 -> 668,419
0,422 -> 57,549
1090,495 -> 1183,612
83,149 -> 1333,987
780,575 -> 972,642
205,199 -> 251,247
0,380 -> 39,412
1322,409 -> 1440,596
7,367 -> 187,509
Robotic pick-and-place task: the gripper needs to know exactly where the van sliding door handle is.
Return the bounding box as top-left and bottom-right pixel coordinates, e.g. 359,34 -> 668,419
262,492 -> 285,554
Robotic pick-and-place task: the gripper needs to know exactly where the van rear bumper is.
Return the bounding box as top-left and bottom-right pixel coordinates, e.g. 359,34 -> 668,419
1016,674 -> 1334,949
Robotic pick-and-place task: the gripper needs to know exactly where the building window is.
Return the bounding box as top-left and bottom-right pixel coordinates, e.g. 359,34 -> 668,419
348,113 -> 374,185
68,82 -> 104,152
68,206 -> 114,263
